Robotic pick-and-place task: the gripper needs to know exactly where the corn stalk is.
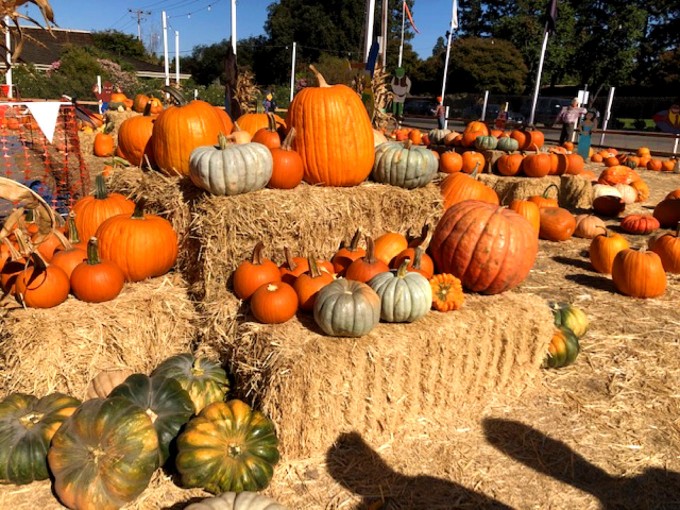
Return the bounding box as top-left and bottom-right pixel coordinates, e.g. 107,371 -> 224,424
235,69 -> 259,114
1,0 -> 56,71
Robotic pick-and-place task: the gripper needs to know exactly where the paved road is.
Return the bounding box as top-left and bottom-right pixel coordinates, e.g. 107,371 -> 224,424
401,116 -> 680,156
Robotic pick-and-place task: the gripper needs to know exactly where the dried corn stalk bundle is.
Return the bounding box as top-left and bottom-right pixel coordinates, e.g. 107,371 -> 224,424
371,65 -> 393,131
235,69 -> 259,114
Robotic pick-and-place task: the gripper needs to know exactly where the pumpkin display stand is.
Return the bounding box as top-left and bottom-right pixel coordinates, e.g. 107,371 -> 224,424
220,292 -> 554,459
0,273 -> 199,399
107,166 -> 445,302
478,173 -> 593,209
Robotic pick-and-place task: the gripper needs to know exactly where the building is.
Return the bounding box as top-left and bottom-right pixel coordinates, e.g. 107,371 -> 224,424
0,25 -> 190,81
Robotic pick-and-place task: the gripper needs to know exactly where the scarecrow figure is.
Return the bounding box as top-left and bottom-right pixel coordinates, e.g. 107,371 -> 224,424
390,67 -> 411,122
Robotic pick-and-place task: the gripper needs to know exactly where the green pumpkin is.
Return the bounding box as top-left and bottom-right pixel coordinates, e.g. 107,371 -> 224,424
48,397 -> 160,510
0,393 -> 80,485
544,326 -> 580,369
428,128 -> 451,145
372,140 -> 438,189
367,260 -> 432,323
176,400 -> 279,494
550,301 -> 589,338
496,137 -> 519,152
151,353 -> 229,414
313,278 -> 381,337
108,373 -> 195,464
189,134 -> 273,196
474,135 -> 498,151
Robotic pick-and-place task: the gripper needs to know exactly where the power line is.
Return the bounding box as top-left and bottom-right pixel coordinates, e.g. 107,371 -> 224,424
129,9 -> 152,41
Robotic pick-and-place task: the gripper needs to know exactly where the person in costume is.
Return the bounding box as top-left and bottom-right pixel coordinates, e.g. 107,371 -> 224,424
653,104 -> 680,134
390,67 -> 411,121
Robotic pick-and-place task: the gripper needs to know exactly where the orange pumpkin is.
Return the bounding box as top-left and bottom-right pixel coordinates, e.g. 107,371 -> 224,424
461,151 -> 486,173
522,153 -> 552,178
589,229 -> 629,274
538,207 -> 576,241
439,150 -> 463,173
440,168 -> 499,209
528,184 -> 559,209
250,281 -> 299,323
150,88 -> 234,176
132,94 -> 164,115
649,223 -> 680,273
252,113 -> 282,150
235,112 -> 286,138
93,132 -> 114,157
509,199 -> 540,236
116,103 -> 156,167
496,153 -> 524,176
268,127 -> 304,189
373,232 -> 408,266
287,65 -> 373,186
345,237 -> 391,282
293,256 -> 334,312
14,254 -> 70,309
611,247 -> 666,298
232,242 -> 281,300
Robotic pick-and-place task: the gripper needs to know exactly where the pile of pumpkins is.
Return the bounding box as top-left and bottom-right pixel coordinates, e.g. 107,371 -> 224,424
590,145 -> 678,174
545,301 -> 589,369
231,229 -> 466,338
0,352 -> 283,509
0,175 -> 178,308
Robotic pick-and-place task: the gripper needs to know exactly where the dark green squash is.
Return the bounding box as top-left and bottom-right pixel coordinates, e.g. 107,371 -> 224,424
176,399 -> 280,494
47,397 -> 160,510
544,326 -> 580,369
0,393 -> 80,484
151,353 -> 229,414
108,373 -> 194,464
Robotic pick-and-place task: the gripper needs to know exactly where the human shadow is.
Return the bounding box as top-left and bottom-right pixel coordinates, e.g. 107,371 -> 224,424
326,431 -> 513,509
552,255 -> 593,271
564,272 -> 614,292
483,418 -> 680,510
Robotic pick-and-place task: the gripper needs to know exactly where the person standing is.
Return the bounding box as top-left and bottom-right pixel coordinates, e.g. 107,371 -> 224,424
433,96 -> 446,129
555,98 -> 587,145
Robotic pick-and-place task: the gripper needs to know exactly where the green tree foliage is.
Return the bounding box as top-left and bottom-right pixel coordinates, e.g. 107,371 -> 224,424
446,37 -> 528,94
92,30 -> 148,59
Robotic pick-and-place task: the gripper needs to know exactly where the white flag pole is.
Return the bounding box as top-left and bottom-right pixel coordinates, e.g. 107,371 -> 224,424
162,11 -> 170,88
364,0 -> 376,62
398,2 -> 406,67
380,0 -> 388,68
4,16 -> 12,98
289,41 -> 296,103
528,24 -> 549,126
175,31 -> 180,85
599,86 -> 615,146
231,0 -> 237,56
439,0 -> 458,102
481,90 -> 489,121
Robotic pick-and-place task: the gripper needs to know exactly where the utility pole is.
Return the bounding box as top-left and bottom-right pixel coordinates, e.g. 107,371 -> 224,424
129,8 -> 151,41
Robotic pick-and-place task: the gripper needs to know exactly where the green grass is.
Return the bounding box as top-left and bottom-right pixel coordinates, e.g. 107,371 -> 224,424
611,118 -> 656,130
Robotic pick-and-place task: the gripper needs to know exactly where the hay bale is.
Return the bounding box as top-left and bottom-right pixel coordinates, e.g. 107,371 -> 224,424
0,274 -> 199,400
106,167 -> 205,292
194,182 -> 444,302
478,173 -> 592,209
225,292 -> 554,459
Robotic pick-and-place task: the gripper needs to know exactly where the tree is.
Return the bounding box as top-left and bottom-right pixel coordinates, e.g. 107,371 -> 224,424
92,30 -> 148,60
446,37 -> 528,94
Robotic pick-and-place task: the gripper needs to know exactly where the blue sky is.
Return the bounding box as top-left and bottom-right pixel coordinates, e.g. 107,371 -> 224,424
22,0 -> 453,59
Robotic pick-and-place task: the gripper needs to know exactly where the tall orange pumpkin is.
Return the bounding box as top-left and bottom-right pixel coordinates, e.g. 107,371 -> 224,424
286,65 -> 374,186
150,87 -> 234,177
116,103 -> 156,167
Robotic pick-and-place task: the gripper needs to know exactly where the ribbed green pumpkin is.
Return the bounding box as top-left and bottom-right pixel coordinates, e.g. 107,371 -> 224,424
496,137 -> 519,152
428,128 -> 451,145
544,326 -> 580,369
0,393 -> 80,485
151,353 -> 229,414
474,135 -> 498,151
47,397 -> 160,510
108,373 -> 194,464
367,260 -> 432,323
372,140 -> 438,189
550,302 -> 589,338
185,492 -> 287,510
176,400 -> 279,494
189,135 -> 273,196
313,278 -> 381,337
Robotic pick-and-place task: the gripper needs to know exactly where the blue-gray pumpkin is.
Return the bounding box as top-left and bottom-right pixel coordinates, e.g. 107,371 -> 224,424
474,135 -> 498,151
367,260 -> 432,323
372,140 -> 437,189
189,134 -> 273,195
313,279 -> 381,337
496,137 -> 519,152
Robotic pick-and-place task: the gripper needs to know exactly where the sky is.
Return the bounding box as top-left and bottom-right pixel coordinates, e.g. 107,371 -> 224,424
21,0 -> 454,60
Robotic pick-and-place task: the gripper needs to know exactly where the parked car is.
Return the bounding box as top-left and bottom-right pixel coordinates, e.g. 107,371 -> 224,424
461,104 -> 525,125
519,97 -> 573,127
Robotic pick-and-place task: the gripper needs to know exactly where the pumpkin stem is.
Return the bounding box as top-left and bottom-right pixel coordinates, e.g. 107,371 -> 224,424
143,100 -> 153,117
676,221 -> 680,237
542,183 -> 559,198
348,228 -> 362,252
403,139 -> 413,150
217,132 -> 231,150
281,127 -> 296,151
412,246 -> 424,270
470,161 -> 481,179
251,241 -> 266,265
85,237 -> 102,265
266,112 -> 277,132
284,247 -> 298,271
396,257 -> 411,278
363,236 -> 377,264
93,174 -> 110,200
162,85 -> 187,106
65,211 -> 81,246
307,254 -> 321,279
131,199 -> 147,220
308,64 -> 330,88
408,224 -> 430,248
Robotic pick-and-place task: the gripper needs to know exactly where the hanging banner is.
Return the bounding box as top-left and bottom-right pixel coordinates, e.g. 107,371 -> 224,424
25,102 -> 62,144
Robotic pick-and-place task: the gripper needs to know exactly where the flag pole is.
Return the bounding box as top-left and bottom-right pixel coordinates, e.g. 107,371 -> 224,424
527,23 -> 549,127
398,2 -> 405,67
440,0 -> 458,102
364,0 -> 376,62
